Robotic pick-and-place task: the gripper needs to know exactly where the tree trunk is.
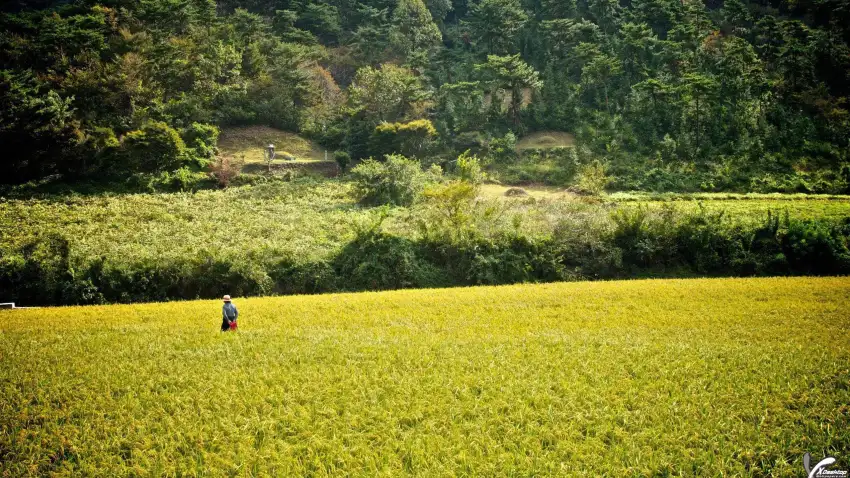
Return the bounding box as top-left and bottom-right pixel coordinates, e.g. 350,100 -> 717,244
512,87 -> 522,126
695,96 -> 701,152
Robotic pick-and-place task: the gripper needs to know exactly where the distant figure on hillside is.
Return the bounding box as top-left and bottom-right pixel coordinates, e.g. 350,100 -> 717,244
221,295 -> 238,332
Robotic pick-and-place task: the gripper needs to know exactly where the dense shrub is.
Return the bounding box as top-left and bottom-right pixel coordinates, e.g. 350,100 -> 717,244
121,122 -> 188,174
269,259 -> 336,294
182,123 -> 220,166
334,229 -> 445,290
454,151 -> 485,185
0,234 -> 74,305
419,181 -> 481,244
552,211 -> 622,279
208,156 -> 244,188
334,150 -> 351,173
611,206 -> 678,269
369,119 -> 437,159
350,154 -> 431,206
673,207 -> 738,273
486,132 -> 518,163
574,161 -> 610,196
463,236 -> 564,285
781,219 -> 850,274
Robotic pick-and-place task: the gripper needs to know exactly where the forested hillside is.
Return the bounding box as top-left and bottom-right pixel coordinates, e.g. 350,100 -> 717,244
2,0 -> 849,191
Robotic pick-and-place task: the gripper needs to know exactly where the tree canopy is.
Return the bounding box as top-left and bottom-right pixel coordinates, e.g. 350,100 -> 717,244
1,0 -> 849,192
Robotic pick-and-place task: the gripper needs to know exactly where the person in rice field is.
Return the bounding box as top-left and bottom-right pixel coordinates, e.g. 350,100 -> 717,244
221,295 -> 238,331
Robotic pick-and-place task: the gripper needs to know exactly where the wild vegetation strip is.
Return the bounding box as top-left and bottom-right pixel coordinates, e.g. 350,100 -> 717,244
2,180 -> 850,305
2,181 -> 847,263
1,277 -> 848,476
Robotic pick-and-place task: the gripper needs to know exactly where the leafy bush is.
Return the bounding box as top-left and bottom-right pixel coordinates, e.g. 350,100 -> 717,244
182,123 -> 220,166
208,156 -> 244,188
552,211 -> 622,279
121,122 -> 188,174
673,207 -> 739,273
454,150 -> 485,185
333,229 -> 444,290
155,166 -> 209,192
611,206 -> 677,269
369,119 -> 437,159
574,161 -> 610,196
350,154 -> 431,206
419,181 -> 480,244
334,150 -> 351,173
781,219 -> 850,274
83,126 -> 121,174
463,236 -> 564,285
487,132 -> 518,163
2,185 -> 850,306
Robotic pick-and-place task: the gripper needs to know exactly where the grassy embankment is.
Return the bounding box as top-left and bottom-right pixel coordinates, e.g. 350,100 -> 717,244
1,277 -> 848,476
217,126 -> 337,177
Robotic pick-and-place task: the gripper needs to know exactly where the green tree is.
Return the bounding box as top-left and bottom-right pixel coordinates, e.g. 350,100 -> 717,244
629,0 -> 680,38
754,15 -> 782,65
464,0 -> 528,54
272,10 -> 317,44
425,0 -> 453,23
475,54 -> 542,126
631,78 -> 677,141
350,6 -> 391,64
581,55 -> 622,114
722,0 -> 753,37
0,71 -> 81,183
681,73 -> 719,154
541,19 -> 600,63
348,64 -> 427,123
619,22 -> 660,86
370,119 -> 438,158
389,0 -> 442,63
588,0 -> 620,35
437,81 -> 486,134
296,3 -> 342,44
778,21 -> 816,95
540,0 -> 576,20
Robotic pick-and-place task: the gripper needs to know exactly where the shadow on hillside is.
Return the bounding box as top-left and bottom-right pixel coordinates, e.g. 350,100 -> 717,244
241,161 -> 340,178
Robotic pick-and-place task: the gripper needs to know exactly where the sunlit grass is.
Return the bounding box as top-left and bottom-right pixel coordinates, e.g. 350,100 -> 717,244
1,277 -> 848,476
218,126 -> 328,165
515,131 -> 576,151
480,186 -> 850,221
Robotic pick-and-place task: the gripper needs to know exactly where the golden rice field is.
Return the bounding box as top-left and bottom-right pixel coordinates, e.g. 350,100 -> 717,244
1,277 -> 849,476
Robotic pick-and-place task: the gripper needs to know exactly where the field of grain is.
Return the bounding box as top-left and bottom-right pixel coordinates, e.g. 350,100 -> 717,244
1,277 -> 848,476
